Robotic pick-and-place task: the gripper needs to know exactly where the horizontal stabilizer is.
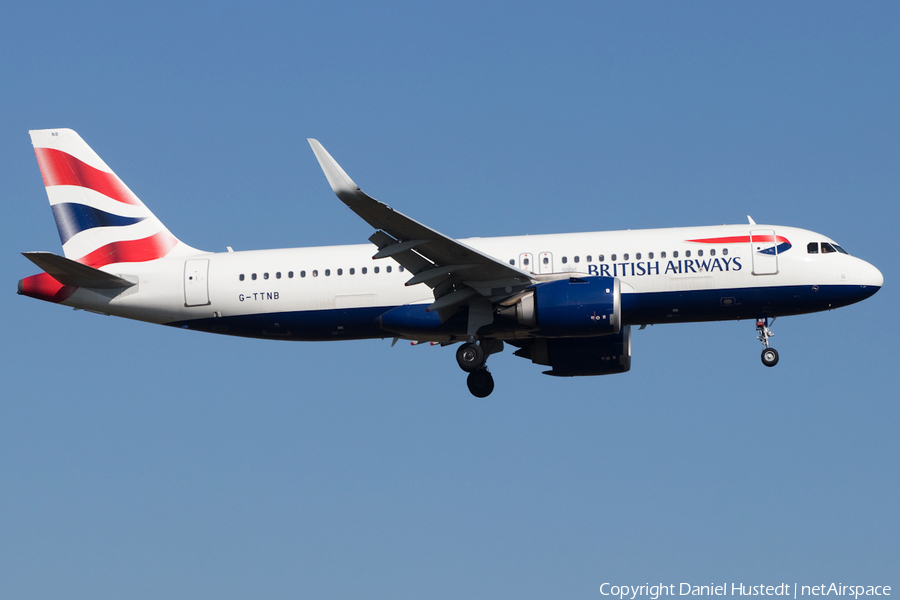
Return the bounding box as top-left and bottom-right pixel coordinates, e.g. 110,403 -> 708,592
22,251 -> 135,289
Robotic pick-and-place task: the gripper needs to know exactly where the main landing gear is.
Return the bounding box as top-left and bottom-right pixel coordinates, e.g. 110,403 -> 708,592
456,342 -> 484,372
756,317 -> 779,367
466,368 -> 494,398
456,339 -> 502,397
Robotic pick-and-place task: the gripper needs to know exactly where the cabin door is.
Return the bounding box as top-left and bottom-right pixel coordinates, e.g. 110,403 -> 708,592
184,259 -> 210,306
750,229 -> 779,275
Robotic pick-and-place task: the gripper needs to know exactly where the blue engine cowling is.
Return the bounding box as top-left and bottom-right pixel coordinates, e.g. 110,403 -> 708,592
526,276 -> 621,337
513,326 -> 632,377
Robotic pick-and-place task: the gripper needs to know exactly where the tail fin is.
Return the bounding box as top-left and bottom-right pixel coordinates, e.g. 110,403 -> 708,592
29,128 -> 200,268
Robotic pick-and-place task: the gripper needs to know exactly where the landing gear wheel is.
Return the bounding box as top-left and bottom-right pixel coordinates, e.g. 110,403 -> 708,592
761,347 -> 779,367
456,342 -> 484,372
467,368 -> 494,398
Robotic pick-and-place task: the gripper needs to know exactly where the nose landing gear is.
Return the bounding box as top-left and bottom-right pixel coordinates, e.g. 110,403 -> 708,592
761,346 -> 779,367
756,317 -> 779,367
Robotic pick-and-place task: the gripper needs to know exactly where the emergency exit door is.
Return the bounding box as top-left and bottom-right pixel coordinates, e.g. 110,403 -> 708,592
519,253 -> 534,272
538,252 -> 554,274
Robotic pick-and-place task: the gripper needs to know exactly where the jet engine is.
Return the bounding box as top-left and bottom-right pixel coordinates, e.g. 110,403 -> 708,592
503,276 -> 621,337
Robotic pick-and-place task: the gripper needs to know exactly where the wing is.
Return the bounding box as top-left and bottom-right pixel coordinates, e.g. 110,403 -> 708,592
308,140 -> 534,323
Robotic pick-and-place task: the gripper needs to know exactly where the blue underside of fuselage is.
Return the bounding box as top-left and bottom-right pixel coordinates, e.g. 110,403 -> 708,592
166,284 -> 879,341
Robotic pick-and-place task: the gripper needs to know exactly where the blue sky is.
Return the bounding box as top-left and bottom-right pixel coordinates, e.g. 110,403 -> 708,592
2,2 -> 898,598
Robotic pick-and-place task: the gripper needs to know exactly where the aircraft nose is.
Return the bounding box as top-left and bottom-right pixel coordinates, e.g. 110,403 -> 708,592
860,259 -> 884,289
851,259 -> 883,302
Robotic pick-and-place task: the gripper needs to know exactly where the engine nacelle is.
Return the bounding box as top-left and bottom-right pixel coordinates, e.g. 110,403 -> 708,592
514,326 -> 632,377
513,276 -> 621,337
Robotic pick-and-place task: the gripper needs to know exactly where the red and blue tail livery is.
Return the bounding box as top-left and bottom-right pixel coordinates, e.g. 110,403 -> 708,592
18,129 -> 883,397
29,129 -> 197,268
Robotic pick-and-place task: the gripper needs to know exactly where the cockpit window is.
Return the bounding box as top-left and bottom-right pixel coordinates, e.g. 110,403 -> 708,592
812,241 -> 850,255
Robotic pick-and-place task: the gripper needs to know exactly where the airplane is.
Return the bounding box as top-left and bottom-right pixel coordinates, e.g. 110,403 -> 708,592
19,129 -> 883,397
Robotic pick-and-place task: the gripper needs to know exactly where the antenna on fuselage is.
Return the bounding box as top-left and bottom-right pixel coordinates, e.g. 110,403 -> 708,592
747,215 -> 757,225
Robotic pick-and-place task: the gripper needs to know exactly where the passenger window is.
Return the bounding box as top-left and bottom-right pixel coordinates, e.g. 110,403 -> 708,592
362,267 -> 367,274
239,274 -> 245,281
611,254 -> 617,261
685,251 -> 691,258
623,254 -> 629,261
562,256 -> 568,264
587,255 -> 592,262
649,252 -> 654,259
673,251 -> 679,258
697,250 -> 703,257
325,269 -> 331,276
509,259 -> 515,265
387,265 -> 392,273
599,255 -> 605,262
350,268 -> 355,275
543,257 -> 549,265
399,266 -> 404,272
337,268 -> 342,276
807,242 -> 819,254
276,272 -> 281,279
524,258 -> 530,266
264,273 -> 269,280
636,253 -> 641,260
252,273 -> 257,281
374,266 -> 380,274
288,271 -> 294,278
661,251 -> 667,258
710,249 -> 715,256
574,256 -> 580,263
722,248 -> 728,256
300,271 -> 306,278
312,270 -> 318,277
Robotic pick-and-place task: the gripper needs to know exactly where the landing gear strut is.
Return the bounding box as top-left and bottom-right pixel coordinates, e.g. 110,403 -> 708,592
756,317 -> 779,367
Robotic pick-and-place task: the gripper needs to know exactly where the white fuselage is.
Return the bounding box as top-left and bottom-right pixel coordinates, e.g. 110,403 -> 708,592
54,223 -> 882,341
